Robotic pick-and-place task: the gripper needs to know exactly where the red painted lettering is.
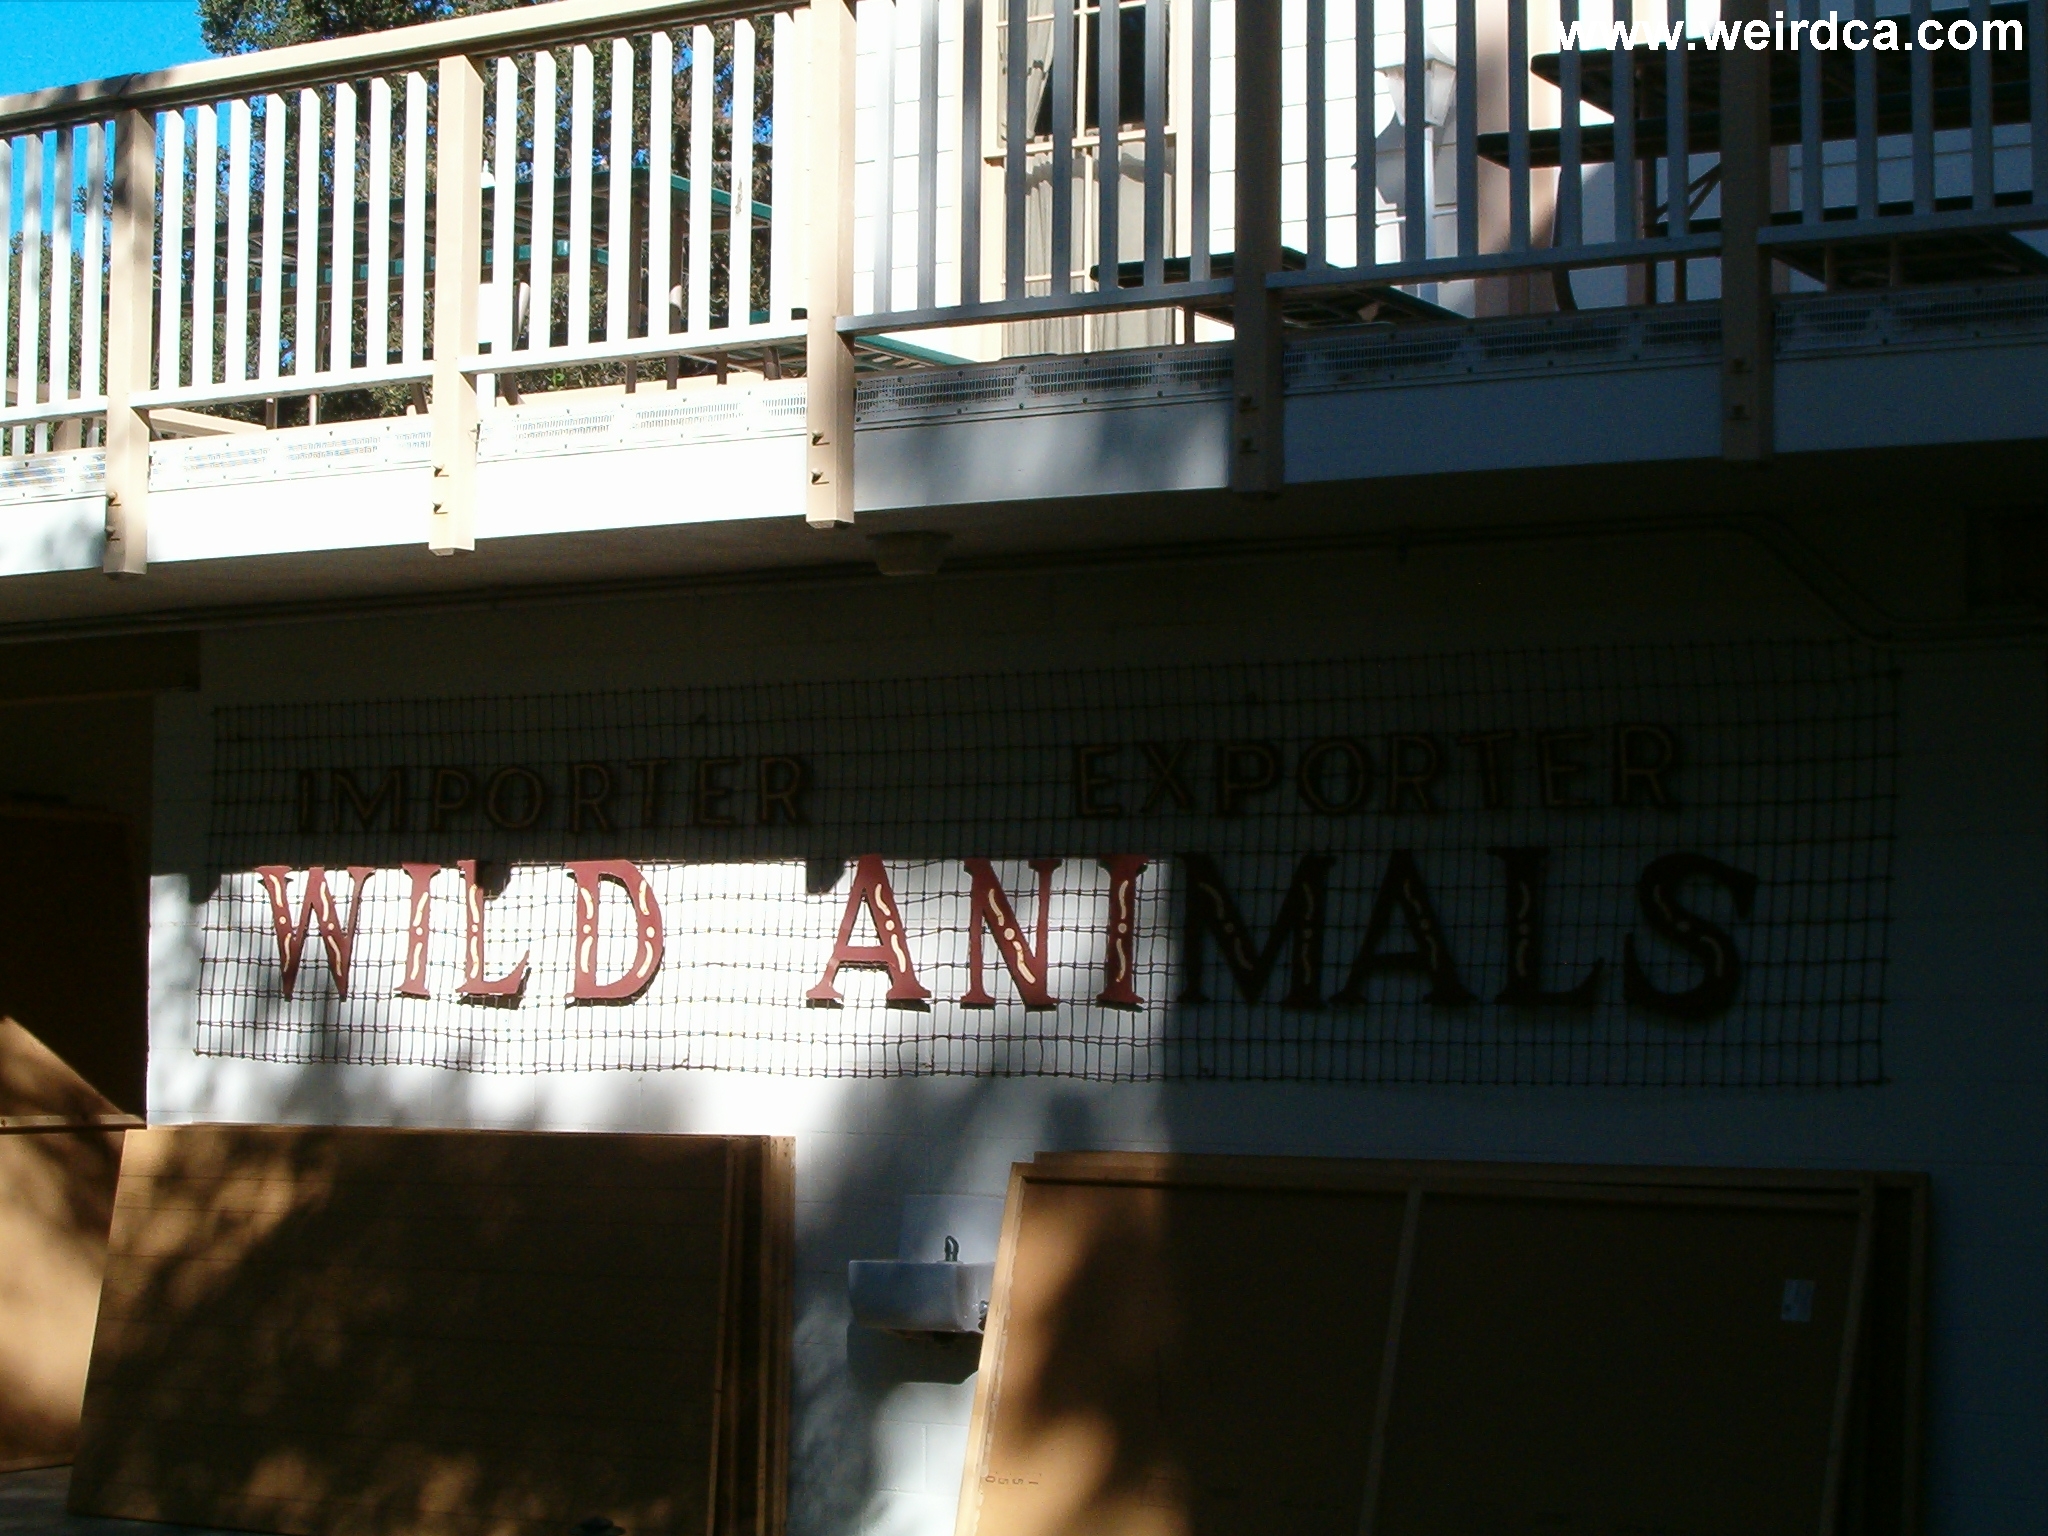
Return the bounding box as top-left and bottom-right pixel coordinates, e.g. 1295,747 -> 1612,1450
253,865 -> 375,1001
566,860 -> 665,1002
960,858 -> 1059,1010
395,862 -> 439,998
1095,856 -> 1149,1009
458,858 -> 529,999
807,855 -> 931,1009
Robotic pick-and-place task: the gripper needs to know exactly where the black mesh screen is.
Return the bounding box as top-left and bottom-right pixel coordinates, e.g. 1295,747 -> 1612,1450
199,641 -> 1895,1086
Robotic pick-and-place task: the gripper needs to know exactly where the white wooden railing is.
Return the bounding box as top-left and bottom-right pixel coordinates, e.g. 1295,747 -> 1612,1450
0,0 -> 2041,561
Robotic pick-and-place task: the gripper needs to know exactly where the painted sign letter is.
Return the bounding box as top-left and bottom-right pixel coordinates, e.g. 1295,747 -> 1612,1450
960,858 -> 1059,1010
253,865 -> 375,1001
566,860 -> 665,1003
458,858 -> 530,999
807,855 -> 932,1009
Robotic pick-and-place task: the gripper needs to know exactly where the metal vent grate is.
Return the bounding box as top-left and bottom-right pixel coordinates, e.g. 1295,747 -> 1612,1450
1775,279 -> 2048,357
0,449 -> 104,506
1288,305 -> 1722,394
857,346 -> 1234,423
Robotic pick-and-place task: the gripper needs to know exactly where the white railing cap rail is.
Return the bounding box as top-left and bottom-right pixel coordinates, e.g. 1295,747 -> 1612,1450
0,0 -> 784,136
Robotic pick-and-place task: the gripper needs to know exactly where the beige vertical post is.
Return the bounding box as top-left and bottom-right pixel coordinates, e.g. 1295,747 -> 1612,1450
431,52 -> 485,554
806,0 -> 858,528
1230,0 -> 1284,497
103,108 -> 156,577
1718,0 -> 1773,462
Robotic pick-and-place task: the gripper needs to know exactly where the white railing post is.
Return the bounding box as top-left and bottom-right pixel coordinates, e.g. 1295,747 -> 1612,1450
103,107 -> 156,578
1720,0 -> 1773,462
1231,0 -> 1284,497
805,0 -> 857,529
431,52 -> 485,554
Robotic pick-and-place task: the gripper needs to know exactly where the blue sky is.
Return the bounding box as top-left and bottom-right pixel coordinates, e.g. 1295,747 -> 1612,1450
0,0 -> 210,97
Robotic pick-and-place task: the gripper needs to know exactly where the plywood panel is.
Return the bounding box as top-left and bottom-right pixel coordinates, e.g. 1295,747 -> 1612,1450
0,1129 -> 123,1471
69,1125 -> 787,1536
1375,1192 -> 1862,1536
969,1170 -> 1410,1536
961,1155 -> 1926,1536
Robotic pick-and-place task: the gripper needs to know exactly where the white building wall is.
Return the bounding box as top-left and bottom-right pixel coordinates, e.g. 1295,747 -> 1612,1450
147,533 -> 2047,1536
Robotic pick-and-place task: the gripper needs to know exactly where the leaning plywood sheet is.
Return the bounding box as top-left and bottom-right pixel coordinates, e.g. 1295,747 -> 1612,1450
0,1019 -> 134,1128
960,1153 -> 1926,1536
0,1127 -> 123,1472
70,1125 -> 790,1536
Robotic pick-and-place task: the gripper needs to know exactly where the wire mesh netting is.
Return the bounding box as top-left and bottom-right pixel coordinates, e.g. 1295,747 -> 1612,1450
198,641 -> 1896,1086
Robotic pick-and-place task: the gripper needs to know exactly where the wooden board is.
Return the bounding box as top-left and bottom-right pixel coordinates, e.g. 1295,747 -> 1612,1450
0,807 -> 147,1116
0,1128 -> 123,1472
959,1154 -> 1927,1536
69,1125 -> 792,1536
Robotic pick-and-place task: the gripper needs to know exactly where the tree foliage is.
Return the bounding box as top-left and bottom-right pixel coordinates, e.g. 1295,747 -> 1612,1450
198,0 -> 536,55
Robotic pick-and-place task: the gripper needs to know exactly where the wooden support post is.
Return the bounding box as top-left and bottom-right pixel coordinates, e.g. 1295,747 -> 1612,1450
430,52 -> 485,554
102,107 -> 156,578
806,0 -> 858,528
1718,0 -> 1773,462
1230,0 -> 1284,497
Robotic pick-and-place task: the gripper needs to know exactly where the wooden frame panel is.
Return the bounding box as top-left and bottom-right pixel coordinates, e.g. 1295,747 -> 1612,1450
70,1126 -> 792,1536
961,1152 -> 1927,1536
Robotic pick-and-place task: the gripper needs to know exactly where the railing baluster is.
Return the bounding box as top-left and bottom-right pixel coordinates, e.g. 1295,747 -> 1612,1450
530,51 -> 557,350
734,19 -> 758,325
332,86 -> 355,375
872,3 -> 897,311
1455,0 -> 1475,259
260,94 -> 285,381
1910,0 -> 1933,213
193,106 -> 217,386
688,24 -> 715,330
364,82 -> 389,367
1402,0 -> 1427,261
1666,0 -> 1688,242
1854,0 -> 1876,220
1800,0 -> 1822,224
651,31 -> 675,338
227,99 -> 252,381
569,45 -> 594,346
157,116 -> 182,390
607,37 -> 634,343
402,73 -> 427,364
1308,0 -> 1328,268
1557,0 -> 1580,248
2032,0 -> 2047,206
1005,0 -> 1028,296
50,127 -> 73,410
0,139 -> 11,441
917,0 -> 939,308
82,123 -> 106,401
105,108 -> 154,564
19,133 -> 42,442
1098,0 -> 1121,290
1508,0 -> 1529,250
487,60 -> 515,364
1969,0 -> 1992,210
1353,0 -> 1372,269
1051,0 -> 1075,294
297,87 -> 322,377
1613,0 -> 1635,242
769,12 -> 796,321
962,0 -> 984,304
1142,0 -> 1164,286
